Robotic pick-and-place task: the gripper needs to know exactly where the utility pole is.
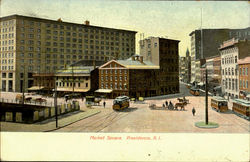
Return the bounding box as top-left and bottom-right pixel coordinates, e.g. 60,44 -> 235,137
72,64 -> 74,93
201,7 -> 208,125
205,68 -> 208,124
54,79 -> 58,128
22,66 -> 25,105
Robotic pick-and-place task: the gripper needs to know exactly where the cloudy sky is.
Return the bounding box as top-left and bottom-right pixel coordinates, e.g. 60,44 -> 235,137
1,0 -> 249,56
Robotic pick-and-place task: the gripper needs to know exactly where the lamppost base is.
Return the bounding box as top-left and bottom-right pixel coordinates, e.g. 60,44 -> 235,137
195,121 -> 219,129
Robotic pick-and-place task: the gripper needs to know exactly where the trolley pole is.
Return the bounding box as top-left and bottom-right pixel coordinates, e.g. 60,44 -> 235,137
205,68 -> 208,124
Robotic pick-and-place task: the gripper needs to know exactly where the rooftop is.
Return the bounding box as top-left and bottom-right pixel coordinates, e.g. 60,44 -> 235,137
238,57 -> 250,65
0,14 -> 137,33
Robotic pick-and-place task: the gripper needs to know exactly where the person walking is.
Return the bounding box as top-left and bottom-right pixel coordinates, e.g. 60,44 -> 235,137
165,100 -> 168,107
192,107 -> 196,116
103,101 -> 106,108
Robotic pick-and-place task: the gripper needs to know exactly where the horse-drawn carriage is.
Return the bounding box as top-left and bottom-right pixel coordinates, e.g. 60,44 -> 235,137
15,94 -> 47,104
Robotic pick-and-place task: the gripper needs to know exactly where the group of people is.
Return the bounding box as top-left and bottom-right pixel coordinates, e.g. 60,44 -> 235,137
162,100 -> 174,110
163,100 -> 196,116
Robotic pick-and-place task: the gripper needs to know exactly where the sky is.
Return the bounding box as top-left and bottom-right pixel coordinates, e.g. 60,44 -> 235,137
0,0 -> 249,56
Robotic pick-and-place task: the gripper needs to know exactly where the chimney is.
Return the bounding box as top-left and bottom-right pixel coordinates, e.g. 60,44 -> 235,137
85,20 -> 90,26
139,56 -> 143,63
57,18 -> 62,22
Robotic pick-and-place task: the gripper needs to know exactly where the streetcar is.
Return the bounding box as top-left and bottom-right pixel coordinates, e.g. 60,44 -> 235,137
112,96 -> 130,111
211,96 -> 228,112
190,87 -> 200,96
232,99 -> 250,119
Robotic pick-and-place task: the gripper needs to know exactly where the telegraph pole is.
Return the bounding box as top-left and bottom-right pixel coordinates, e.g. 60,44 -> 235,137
72,64 -> 74,93
205,68 -> 208,124
54,79 -> 58,128
22,66 -> 25,105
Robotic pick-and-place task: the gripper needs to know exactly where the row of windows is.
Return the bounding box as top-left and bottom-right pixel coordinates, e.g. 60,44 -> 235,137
222,67 -> 237,76
1,33 -> 15,39
1,27 -> 15,33
101,76 -> 127,81
1,66 -> 14,70
1,20 -> 15,26
101,69 -> 127,74
239,67 -> 249,76
1,46 -> 14,51
1,40 -> 14,46
222,56 -> 237,64
101,83 -> 127,90
1,59 -> 14,64
220,47 -> 237,56
223,78 -> 238,91
56,82 -> 88,88
240,80 -> 249,89
1,72 -> 13,78
1,53 -> 14,58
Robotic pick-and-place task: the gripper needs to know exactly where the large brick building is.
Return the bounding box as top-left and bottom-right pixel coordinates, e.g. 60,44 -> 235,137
0,14 -> 136,92
238,57 -> 250,100
97,55 -> 160,98
139,37 -> 180,94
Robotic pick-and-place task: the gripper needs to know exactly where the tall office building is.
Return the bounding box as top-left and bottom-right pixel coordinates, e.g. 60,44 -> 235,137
189,27 -> 250,83
140,37 -> 180,95
0,15 -> 136,92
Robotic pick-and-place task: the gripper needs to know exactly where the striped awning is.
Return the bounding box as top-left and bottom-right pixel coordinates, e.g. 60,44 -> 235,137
28,86 -> 44,90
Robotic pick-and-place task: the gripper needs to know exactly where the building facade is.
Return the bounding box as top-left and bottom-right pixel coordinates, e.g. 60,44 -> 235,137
220,38 -> 250,99
97,55 -> 160,98
0,14 -> 136,92
179,48 -> 191,83
238,57 -> 250,100
189,27 -> 250,83
139,37 -> 180,94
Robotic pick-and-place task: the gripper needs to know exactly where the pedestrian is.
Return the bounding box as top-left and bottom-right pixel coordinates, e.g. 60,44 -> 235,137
192,107 -> 196,116
162,103 -> 165,108
82,96 -> 84,102
103,101 -> 106,108
165,100 -> 168,107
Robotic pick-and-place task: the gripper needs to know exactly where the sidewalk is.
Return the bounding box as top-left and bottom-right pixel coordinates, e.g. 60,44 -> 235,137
0,109 -> 100,132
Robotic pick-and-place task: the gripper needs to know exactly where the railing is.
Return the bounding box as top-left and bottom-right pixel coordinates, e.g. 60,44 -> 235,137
0,98 -> 56,107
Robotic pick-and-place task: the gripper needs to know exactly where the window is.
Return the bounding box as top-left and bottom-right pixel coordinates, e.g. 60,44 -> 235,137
2,73 -> 6,78
247,81 -> 248,88
86,83 -> 88,87
246,68 -> 248,75
235,56 -> 237,63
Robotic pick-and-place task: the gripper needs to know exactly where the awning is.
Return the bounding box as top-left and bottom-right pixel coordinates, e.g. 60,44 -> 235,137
95,89 -> 113,93
28,86 -> 44,91
56,87 -> 89,92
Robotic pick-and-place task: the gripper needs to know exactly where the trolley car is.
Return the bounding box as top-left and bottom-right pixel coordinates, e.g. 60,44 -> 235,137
232,99 -> 250,118
112,96 -> 130,111
211,96 -> 228,112
190,87 -> 200,96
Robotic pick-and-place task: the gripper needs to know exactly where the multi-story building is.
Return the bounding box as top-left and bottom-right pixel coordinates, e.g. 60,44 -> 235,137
200,55 -> 221,89
219,38 -> 250,99
97,55 -> 160,98
31,60 -> 105,95
0,14 -> 136,92
189,27 -> 250,82
179,48 -> 191,83
139,37 -> 180,94
195,59 -> 206,84
238,57 -> 250,100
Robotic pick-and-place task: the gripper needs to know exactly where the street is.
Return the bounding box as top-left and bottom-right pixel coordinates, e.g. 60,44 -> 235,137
54,83 -> 249,133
